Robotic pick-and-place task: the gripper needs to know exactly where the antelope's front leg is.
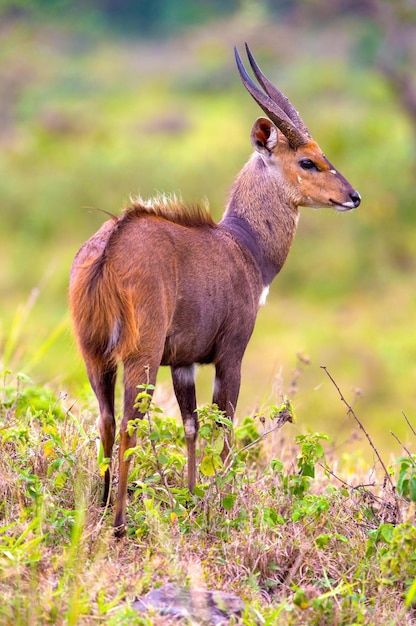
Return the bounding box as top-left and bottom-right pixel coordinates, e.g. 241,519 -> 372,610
212,361 -> 241,464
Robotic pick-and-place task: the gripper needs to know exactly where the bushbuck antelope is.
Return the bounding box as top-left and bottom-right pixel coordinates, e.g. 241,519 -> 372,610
70,44 -> 360,537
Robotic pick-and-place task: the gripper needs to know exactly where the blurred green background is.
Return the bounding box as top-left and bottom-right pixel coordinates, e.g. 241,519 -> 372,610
1,0 -> 415,463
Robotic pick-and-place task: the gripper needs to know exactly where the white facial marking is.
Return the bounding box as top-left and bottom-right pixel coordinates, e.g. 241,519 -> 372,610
259,285 -> 270,307
297,175 -> 303,183
329,169 -> 337,175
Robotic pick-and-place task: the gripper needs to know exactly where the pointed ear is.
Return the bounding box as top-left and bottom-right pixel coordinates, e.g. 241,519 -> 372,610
250,117 -> 279,156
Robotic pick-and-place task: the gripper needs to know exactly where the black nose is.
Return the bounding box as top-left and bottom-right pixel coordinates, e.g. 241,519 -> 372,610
350,191 -> 361,208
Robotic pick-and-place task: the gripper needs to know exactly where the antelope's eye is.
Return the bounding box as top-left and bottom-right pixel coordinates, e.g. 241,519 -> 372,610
299,158 -> 317,170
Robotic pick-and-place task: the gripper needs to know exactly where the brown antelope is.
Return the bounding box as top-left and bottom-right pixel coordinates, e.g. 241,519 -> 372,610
69,44 -> 360,537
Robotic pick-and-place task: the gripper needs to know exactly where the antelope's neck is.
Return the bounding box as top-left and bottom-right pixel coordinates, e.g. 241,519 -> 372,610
220,155 -> 299,286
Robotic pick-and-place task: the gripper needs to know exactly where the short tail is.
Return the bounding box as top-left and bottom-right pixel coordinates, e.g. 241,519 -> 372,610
69,254 -> 138,365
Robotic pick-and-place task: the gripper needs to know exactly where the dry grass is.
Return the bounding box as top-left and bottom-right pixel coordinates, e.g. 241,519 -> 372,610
0,372 -> 415,625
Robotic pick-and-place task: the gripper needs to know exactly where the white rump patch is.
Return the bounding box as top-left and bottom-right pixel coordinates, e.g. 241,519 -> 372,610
106,318 -> 121,354
259,286 -> 270,307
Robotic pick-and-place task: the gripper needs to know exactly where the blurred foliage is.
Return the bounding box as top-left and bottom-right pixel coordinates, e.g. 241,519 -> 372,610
1,1 -> 416,460
0,0 -> 241,36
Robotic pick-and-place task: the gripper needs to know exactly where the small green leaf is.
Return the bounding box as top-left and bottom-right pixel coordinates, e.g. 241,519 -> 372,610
214,415 -> 233,429
270,458 -> 283,473
200,454 -> 222,477
300,463 -> 315,478
315,533 -> 331,548
54,472 -> 67,489
193,485 -> 205,497
380,524 -> 395,544
221,494 -> 236,510
212,430 -> 224,455
405,577 -> 416,608
198,424 -> 212,440
409,477 -> 416,502
262,506 -> 281,527
97,440 -> 104,465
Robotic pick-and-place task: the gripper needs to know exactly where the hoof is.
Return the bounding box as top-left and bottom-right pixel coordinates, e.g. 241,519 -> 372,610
114,523 -> 126,540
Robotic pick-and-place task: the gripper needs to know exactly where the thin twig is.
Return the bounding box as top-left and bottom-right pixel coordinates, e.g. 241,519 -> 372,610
320,462 -> 401,528
320,366 -> 397,495
402,411 -> 416,437
228,415 -> 291,467
390,430 -> 415,463
319,463 -> 376,491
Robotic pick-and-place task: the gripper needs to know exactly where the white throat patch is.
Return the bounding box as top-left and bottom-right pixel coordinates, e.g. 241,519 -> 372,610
259,285 -> 270,307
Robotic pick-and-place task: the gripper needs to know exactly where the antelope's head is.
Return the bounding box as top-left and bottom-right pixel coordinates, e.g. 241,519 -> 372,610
235,45 -> 361,211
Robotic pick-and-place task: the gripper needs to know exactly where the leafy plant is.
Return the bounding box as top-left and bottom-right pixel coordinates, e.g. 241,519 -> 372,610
270,431 -> 329,500
367,522 -> 416,598
1,368 -> 415,623
197,403 -> 231,479
395,455 -> 416,502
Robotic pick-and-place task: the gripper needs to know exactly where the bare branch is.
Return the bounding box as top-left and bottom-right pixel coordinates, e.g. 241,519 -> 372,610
320,366 -> 399,511
390,430 -> 415,462
402,410 -> 416,437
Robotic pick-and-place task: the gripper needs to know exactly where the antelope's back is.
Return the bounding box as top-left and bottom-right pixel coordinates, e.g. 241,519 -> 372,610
70,211 -> 264,366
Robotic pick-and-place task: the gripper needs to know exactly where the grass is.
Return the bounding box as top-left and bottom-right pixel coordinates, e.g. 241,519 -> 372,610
0,370 -> 415,625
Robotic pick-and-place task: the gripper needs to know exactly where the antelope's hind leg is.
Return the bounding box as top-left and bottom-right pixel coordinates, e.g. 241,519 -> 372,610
85,357 -> 117,507
171,365 -> 198,493
114,358 -> 160,538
